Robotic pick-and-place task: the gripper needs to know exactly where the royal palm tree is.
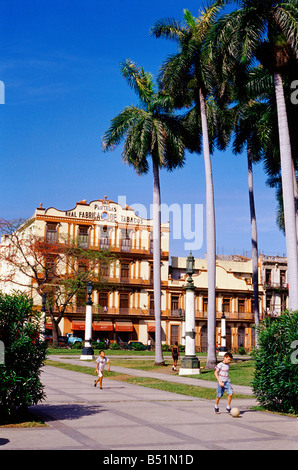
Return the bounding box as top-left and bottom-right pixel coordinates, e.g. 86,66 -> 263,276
211,0 -> 298,310
232,96 -> 269,341
151,2 -> 230,369
102,60 -> 194,365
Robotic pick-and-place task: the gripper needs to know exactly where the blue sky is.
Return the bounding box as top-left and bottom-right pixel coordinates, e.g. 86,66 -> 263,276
0,0 -> 286,259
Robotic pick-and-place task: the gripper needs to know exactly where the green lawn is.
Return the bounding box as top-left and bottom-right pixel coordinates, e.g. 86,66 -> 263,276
45,356 -> 255,400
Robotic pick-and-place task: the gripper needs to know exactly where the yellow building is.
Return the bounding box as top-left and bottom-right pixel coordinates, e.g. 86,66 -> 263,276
0,197 -> 288,352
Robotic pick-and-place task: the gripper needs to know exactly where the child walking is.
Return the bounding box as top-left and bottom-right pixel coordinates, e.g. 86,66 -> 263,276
94,350 -> 110,389
171,342 -> 179,371
214,352 -> 233,414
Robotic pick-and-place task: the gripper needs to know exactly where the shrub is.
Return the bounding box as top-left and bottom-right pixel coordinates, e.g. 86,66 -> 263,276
0,292 -> 47,421
110,342 -> 120,350
252,310 -> 298,414
238,346 -> 246,355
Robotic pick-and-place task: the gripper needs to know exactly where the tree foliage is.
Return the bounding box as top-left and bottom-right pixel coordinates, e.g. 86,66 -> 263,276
252,311 -> 298,414
0,218 -> 116,346
0,291 -> 47,420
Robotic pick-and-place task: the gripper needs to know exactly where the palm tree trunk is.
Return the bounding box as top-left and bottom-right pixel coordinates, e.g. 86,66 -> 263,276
291,160 -> 298,246
152,158 -> 165,365
247,139 -> 259,346
274,72 -> 298,311
200,89 -> 217,369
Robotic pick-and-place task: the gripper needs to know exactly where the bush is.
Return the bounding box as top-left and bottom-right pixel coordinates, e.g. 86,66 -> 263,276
0,292 -> 47,421
92,341 -> 106,350
238,346 -> 246,355
252,310 -> 298,414
110,342 -> 120,350
71,341 -> 83,349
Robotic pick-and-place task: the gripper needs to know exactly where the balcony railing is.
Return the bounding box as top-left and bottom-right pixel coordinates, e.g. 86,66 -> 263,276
195,310 -> 254,320
263,282 -> 288,290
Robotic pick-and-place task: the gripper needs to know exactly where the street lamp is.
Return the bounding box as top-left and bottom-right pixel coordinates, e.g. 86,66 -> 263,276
179,252 -> 200,375
40,292 -> 47,342
218,300 -> 228,357
186,251 -> 194,276
80,281 -> 95,360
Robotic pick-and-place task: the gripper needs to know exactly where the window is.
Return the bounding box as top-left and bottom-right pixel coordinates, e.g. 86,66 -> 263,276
119,293 -> 129,313
46,223 -> 57,243
98,292 -> 108,311
78,226 -> 89,248
45,255 -> 56,278
120,263 -> 130,282
238,327 -> 245,349
121,229 -> 131,252
99,226 -> 110,250
149,264 -> 153,283
170,325 -> 179,345
203,297 -> 208,312
149,294 -> 154,314
266,294 -> 272,312
171,295 -> 179,316
280,270 -> 286,287
223,298 -> 231,313
238,298 -> 245,313
99,262 -> 109,279
265,269 -> 272,284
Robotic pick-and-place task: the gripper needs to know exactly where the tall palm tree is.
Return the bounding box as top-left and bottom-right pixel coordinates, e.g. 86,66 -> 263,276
151,2 -> 230,369
102,60 -> 193,365
232,97 -> 269,341
211,0 -> 298,310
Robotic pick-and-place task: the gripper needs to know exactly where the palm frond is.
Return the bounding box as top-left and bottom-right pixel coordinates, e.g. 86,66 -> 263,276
120,59 -> 155,105
102,106 -> 145,150
150,17 -> 189,42
273,2 -> 298,57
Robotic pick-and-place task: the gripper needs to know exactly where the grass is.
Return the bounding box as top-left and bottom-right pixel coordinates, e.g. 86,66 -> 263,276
47,347 -> 179,356
0,409 -> 47,428
44,358 -> 255,400
1,356 -> 254,427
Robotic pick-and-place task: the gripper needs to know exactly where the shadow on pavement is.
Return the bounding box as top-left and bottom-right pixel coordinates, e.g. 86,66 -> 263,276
31,403 -> 103,422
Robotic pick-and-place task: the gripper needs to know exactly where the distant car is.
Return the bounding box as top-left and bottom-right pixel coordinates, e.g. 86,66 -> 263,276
66,334 -> 83,345
127,341 -> 146,351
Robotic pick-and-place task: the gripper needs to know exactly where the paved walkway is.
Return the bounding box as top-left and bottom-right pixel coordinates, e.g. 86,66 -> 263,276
1,355 -> 298,451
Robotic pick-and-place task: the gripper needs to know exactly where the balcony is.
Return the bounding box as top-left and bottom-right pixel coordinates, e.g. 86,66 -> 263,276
195,310 -> 254,320
89,242 -> 169,258
263,282 -> 288,291
63,305 -> 144,316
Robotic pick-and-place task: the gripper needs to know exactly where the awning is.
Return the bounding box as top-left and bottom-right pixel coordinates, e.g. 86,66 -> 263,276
93,321 -> 113,331
71,321 -> 85,331
146,321 -> 155,332
114,321 -> 133,332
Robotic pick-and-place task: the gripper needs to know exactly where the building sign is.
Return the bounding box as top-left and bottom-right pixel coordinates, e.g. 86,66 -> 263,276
64,200 -> 143,225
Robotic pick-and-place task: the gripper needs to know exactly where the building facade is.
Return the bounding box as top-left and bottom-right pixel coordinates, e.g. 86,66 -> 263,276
0,197 -> 289,352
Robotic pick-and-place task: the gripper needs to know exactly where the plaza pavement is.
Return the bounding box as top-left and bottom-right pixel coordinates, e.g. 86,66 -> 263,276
1,355 -> 298,452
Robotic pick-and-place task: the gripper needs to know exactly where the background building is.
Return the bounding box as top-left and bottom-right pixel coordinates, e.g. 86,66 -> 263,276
0,197 -> 289,352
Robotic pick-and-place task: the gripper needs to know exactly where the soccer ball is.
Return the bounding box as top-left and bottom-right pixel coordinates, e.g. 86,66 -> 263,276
231,407 -> 240,417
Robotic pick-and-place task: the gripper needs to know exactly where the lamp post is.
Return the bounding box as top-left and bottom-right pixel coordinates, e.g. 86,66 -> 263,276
179,252 -> 201,375
40,292 -> 46,342
80,281 -> 95,360
218,300 -> 228,357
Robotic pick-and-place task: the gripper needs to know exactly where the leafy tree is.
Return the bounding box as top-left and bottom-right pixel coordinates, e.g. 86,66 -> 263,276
102,60 -> 192,365
0,291 -> 47,421
252,310 -> 298,414
0,218 -> 115,346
